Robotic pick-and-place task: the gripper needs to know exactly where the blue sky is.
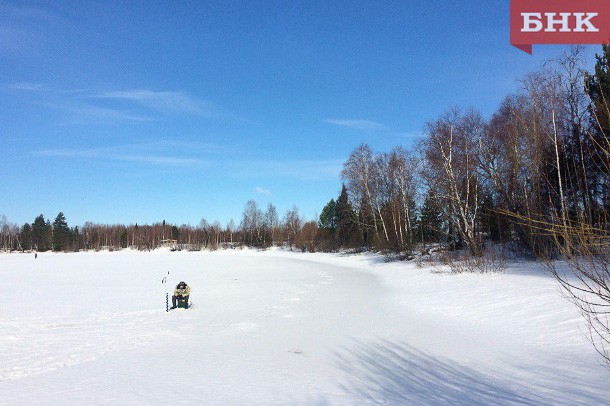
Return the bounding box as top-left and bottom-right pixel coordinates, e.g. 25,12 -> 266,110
0,1 -> 601,227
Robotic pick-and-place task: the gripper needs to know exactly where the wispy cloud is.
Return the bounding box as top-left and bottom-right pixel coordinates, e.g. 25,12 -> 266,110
44,102 -> 154,122
3,82 -> 46,91
34,141 -> 340,180
5,83 -> 154,123
34,148 -> 205,168
3,82 -> 88,96
98,90 -> 218,117
5,83 -> 221,122
323,118 -> 385,131
122,140 -> 229,154
254,186 -> 271,195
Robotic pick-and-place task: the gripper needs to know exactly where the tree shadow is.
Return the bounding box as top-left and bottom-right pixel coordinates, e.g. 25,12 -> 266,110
334,339 -> 607,405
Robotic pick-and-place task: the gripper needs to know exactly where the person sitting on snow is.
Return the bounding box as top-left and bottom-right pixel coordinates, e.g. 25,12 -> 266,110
171,281 -> 190,309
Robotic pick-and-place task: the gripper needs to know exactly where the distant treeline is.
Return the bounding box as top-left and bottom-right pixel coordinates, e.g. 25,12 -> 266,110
0,205 -> 309,252
1,46 -> 609,258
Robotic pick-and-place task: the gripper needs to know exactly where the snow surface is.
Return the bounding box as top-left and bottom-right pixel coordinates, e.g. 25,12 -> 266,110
0,248 -> 608,405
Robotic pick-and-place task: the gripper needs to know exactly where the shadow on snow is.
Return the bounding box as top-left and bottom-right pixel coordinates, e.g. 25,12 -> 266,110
334,339 -> 606,405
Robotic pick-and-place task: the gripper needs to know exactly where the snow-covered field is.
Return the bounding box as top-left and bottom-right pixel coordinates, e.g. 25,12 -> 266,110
0,249 -> 608,405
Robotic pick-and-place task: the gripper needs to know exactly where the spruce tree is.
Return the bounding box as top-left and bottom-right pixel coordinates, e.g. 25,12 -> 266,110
52,212 -> 71,252
20,223 -> 32,251
318,199 -> 337,230
32,214 -> 51,251
336,184 -> 358,247
585,44 -> 610,214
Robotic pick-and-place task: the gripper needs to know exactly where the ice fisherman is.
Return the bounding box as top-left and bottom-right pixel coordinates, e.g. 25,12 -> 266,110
171,281 -> 190,309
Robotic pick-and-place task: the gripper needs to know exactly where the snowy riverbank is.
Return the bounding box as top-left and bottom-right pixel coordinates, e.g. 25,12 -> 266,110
0,248 -> 607,404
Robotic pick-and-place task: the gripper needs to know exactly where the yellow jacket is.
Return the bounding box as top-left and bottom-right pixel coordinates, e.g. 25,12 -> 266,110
174,285 -> 190,297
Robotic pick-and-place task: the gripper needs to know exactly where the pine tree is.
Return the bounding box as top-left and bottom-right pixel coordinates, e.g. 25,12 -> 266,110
52,212 -> 71,252
318,199 -> 337,230
20,223 -> 32,251
32,214 -> 51,251
336,184 -> 359,247
585,44 -> 610,215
